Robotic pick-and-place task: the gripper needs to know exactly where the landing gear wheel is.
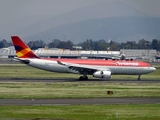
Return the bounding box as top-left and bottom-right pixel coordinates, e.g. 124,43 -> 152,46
79,76 -> 83,80
79,76 -> 88,80
137,75 -> 141,81
84,76 -> 88,80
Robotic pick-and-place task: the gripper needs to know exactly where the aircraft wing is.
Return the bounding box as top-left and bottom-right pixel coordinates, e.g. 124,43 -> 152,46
57,60 -> 105,74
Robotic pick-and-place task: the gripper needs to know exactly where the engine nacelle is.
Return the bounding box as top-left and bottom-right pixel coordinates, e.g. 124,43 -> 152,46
93,70 -> 111,79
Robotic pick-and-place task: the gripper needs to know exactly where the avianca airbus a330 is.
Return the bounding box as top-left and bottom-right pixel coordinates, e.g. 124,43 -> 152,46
11,36 -> 156,80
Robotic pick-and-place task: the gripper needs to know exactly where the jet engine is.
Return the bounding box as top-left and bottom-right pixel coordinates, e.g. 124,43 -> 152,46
93,70 -> 111,79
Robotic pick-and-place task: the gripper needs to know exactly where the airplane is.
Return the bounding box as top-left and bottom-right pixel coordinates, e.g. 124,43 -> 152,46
11,36 -> 156,80
88,51 -> 142,60
89,53 -> 141,60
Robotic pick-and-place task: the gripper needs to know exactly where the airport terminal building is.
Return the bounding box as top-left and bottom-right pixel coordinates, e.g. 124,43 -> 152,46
0,46 -> 120,59
120,49 -> 157,61
0,46 -> 157,61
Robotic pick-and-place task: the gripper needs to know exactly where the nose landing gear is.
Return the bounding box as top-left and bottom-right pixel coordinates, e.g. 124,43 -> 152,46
137,75 -> 141,81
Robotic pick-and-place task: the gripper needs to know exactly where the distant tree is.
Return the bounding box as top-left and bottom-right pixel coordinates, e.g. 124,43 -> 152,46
137,39 -> 148,49
27,40 -> 46,50
145,41 -> 152,49
33,38 -> 160,51
120,42 -> 125,49
53,39 -> 61,46
124,41 -> 137,49
110,41 -> 120,51
158,41 -> 160,51
1,39 -> 8,47
66,40 -> 73,49
57,40 -> 73,49
81,39 -> 92,50
48,39 -> 61,48
48,41 -> 56,48
80,39 -> 121,51
0,39 -> 12,47
0,42 -> 4,48
96,39 -> 108,51
27,41 -> 34,48
152,39 -> 159,50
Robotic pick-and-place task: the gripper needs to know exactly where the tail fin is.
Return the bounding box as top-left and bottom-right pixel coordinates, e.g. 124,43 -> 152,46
11,36 -> 40,58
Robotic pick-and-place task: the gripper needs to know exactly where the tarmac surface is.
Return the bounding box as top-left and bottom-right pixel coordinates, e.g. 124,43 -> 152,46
1,78 -> 160,83
0,98 -> 160,106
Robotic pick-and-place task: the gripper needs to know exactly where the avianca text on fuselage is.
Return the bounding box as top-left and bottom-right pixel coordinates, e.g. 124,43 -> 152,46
116,61 -> 139,66
11,36 -> 156,80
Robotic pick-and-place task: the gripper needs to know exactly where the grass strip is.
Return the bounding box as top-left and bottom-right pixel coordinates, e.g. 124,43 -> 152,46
0,82 -> 160,98
0,104 -> 160,120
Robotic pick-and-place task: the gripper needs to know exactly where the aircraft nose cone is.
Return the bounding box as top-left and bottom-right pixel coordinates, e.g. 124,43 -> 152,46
153,67 -> 156,71
151,67 -> 156,71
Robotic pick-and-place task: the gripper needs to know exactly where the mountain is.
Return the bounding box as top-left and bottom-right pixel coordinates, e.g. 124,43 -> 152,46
26,17 -> 160,43
19,0 -> 152,40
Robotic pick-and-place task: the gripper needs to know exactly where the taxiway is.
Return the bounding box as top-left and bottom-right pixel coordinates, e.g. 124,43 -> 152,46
0,98 -> 159,105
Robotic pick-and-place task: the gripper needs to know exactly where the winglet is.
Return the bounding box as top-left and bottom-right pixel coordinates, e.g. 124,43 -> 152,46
11,36 -> 40,58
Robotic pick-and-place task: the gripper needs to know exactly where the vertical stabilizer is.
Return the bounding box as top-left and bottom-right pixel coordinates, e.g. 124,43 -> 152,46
11,36 -> 39,58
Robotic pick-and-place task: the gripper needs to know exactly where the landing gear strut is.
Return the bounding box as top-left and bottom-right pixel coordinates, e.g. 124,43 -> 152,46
137,75 -> 141,81
79,75 -> 88,80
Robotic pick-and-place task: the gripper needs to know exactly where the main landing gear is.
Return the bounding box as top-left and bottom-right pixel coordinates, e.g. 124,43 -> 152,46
79,75 -> 88,80
137,75 -> 141,81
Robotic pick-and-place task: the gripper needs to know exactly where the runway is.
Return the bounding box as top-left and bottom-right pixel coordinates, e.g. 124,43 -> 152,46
0,78 -> 160,83
0,98 -> 160,105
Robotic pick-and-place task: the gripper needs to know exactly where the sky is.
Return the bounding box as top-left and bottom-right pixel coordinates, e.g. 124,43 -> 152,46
123,0 -> 160,17
0,0 -> 160,40
0,0 -> 97,25
1,0 -> 160,25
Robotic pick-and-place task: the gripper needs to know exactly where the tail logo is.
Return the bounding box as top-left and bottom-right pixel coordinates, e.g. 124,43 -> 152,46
16,48 -> 31,58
